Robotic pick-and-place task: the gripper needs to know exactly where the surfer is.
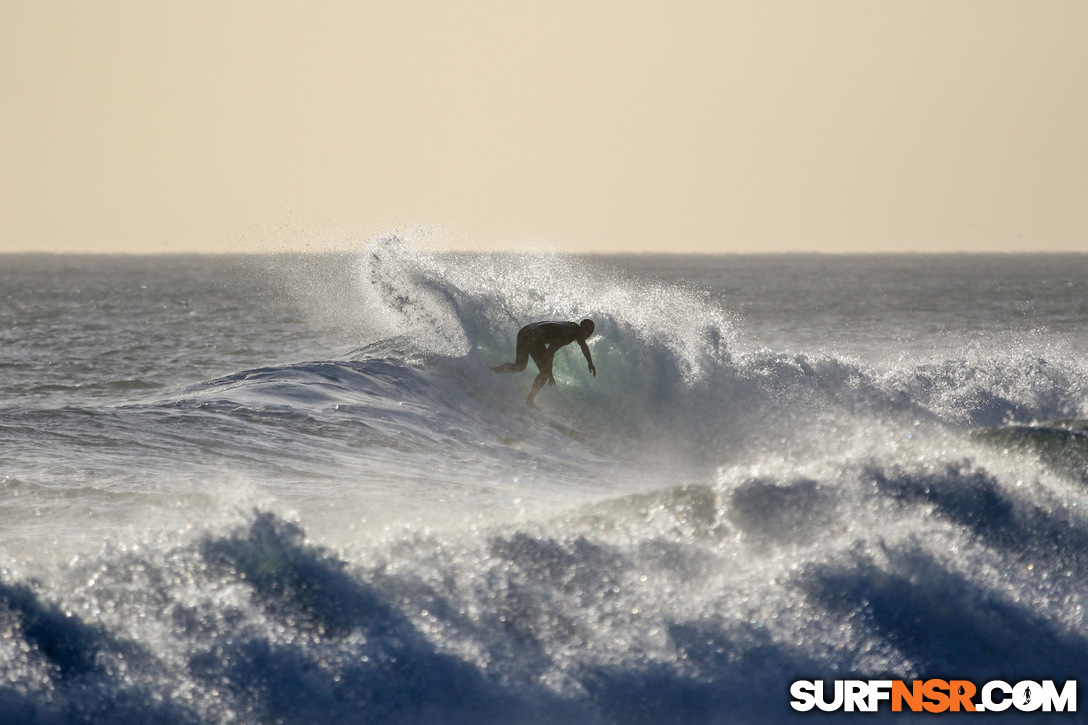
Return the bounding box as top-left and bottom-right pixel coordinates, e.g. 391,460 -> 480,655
491,319 -> 596,408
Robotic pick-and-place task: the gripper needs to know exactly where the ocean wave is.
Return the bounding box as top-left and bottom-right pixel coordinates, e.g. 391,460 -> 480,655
5,245 -> 1088,722
5,436 -> 1088,723
332,239 -> 1088,455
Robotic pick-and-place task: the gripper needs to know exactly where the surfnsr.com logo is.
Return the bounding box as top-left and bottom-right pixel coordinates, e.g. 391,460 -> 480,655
790,679 -> 1076,713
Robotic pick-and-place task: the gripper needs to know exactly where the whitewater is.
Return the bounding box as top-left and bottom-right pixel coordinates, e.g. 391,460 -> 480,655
2,239 -> 1088,723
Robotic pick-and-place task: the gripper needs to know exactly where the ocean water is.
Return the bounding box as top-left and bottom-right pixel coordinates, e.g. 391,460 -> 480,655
2,240 -> 1088,723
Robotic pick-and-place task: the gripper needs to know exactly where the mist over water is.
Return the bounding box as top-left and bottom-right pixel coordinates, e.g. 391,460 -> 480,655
2,242 -> 1087,722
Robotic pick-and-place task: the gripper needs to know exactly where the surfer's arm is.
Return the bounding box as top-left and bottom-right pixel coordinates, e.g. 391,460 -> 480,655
578,340 -> 596,376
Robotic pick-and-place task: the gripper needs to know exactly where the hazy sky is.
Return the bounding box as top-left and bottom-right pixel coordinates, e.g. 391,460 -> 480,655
2,1 -> 1086,254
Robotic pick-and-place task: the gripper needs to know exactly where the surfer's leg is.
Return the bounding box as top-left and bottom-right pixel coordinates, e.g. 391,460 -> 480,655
526,352 -> 554,407
491,330 -> 534,373
526,370 -> 549,408
529,348 -> 547,371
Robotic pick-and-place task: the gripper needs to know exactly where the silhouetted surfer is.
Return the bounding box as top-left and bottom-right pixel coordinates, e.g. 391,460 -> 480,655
491,320 -> 596,408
